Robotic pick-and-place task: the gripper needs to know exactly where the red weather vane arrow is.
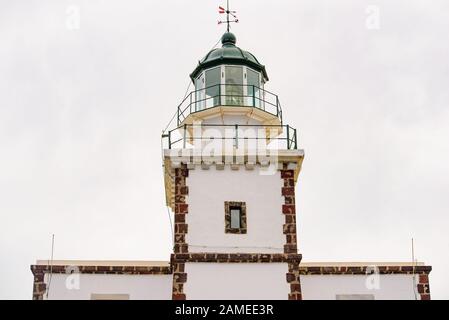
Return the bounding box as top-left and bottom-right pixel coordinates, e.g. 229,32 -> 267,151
218,0 -> 239,32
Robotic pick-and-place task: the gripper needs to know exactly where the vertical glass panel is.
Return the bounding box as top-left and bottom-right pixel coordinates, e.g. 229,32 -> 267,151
225,66 -> 243,106
230,208 -> 241,229
247,69 -> 260,108
205,67 -> 221,107
195,74 -> 205,111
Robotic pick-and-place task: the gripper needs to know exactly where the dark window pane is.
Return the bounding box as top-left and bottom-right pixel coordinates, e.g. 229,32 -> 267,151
230,208 -> 241,229
205,67 -> 221,107
225,66 -> 243,105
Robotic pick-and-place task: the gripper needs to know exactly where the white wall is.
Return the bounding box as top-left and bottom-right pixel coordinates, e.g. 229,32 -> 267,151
186,166 -> 285,253
301,274 -> 419,300
202,114 -> 263,126
184,263 -> 290,300
197,115 -> 272,151
43,269 -> 420,300
44,274 -> 172,300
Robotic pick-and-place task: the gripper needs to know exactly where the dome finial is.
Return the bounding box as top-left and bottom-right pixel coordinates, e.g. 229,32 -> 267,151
221,32 -> 236,46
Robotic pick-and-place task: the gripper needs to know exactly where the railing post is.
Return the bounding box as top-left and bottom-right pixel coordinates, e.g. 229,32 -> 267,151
190,92 -> 192,114
276,96 -> 279,116
218,83 -> 221,106
252,85 -> 255,107
286,125 -> 290,149
294,128 -> 297,149
235,124 -> 238,149
183,124 -> 187,148
280,108 -> 283,126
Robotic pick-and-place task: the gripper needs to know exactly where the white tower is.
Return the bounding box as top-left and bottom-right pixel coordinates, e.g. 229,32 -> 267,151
162,30 -> 304,300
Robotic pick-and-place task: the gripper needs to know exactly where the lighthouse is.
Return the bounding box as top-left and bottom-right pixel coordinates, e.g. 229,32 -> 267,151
30,5 -> 432,301
162,29 -> 304,299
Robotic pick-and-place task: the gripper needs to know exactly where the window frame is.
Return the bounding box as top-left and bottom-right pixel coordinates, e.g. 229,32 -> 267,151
224,201 -> 247,234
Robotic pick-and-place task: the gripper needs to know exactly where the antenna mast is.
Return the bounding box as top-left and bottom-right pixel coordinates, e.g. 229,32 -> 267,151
46,234 -> 55,299
411,237 -> 418,300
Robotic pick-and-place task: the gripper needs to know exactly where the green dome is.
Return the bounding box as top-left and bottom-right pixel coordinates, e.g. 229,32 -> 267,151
190,32 -> 269,82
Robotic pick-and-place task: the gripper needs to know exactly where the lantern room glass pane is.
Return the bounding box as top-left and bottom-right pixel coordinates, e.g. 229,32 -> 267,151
225,66 -> 243,106
230,208 -> 241,229
247,68 -> 260,108
205,67 -> 221,107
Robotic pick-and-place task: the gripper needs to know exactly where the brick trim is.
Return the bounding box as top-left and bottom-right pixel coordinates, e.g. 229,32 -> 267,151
298,265 -> 432,275
173,164 -> 189,255
31,265 -> 172,275
171,253 -> 302,263
418,273 -> 431,300
281,167 -> 301,300
32,269 -> 46,300
172,262 -> 186,300
31,263 -> 431,276
281,169 -> 297,255
287,262 -> 302,300
172,164 -> 189,299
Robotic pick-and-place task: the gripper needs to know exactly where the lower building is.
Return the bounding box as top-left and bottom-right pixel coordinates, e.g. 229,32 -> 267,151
31,259 -> 431,300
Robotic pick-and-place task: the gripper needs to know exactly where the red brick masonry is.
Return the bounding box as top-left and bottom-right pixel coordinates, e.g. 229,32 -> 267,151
171,253 -> 302,263
172,164 -> 189,300
281,168 -> 301,299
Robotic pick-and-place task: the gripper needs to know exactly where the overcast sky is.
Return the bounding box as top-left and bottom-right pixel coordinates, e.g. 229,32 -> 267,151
1,0 -> 448,299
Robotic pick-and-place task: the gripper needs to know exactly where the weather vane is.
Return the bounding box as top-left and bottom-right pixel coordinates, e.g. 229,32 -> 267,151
218,0 -> 239,32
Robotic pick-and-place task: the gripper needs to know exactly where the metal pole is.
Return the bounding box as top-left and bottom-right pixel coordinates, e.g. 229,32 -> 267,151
286,125 -> 290,149
168,131 -> 172,150
227,0 -> 230,32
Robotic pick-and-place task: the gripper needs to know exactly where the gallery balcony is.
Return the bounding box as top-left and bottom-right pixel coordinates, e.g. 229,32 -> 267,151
176,84 -> 283,127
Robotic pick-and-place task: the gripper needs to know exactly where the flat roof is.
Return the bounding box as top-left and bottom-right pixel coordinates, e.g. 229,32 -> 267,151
36,260 -> 425,267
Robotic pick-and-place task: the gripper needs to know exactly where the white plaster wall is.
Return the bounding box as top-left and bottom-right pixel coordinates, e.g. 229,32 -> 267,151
301,274 -> 419,300
186,166 -> 285,253
44,274 -> 172,300
184,263 -> 290,300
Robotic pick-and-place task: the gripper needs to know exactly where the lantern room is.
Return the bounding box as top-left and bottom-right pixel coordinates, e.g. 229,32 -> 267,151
190,32 -> 269,111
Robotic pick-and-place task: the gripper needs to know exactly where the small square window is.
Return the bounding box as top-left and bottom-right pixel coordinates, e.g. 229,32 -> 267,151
225,201 -> 247,234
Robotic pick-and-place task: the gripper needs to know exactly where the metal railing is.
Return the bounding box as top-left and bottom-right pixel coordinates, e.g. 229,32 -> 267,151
162,123 -> 297,150
176,84 -> 283,126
